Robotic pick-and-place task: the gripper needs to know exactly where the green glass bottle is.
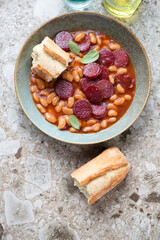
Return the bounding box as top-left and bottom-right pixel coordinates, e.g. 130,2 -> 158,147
103,0 -> 142,18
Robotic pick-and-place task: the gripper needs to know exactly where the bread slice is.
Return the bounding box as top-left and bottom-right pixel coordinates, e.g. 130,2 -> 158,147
31,36 -> 71,82
43,37 -> 70,66
71,147 -> 130,205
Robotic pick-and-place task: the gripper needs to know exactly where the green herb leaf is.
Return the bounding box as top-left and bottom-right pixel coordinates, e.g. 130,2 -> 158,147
68,41 -> 80,55
81,50 -> 99,64
68,115 -> 80,130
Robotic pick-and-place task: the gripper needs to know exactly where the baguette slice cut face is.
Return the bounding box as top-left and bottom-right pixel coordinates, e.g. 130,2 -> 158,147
71,147 -> 131,205
31,36 -> 71,82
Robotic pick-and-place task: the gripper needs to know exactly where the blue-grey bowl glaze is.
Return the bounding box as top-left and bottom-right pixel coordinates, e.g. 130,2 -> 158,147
14,12 -> 151,145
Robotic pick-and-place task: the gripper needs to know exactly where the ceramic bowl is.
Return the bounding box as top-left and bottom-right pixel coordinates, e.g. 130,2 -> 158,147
14,12 -> 151,144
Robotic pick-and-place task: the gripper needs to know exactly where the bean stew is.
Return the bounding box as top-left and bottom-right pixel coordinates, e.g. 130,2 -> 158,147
30,30 -> 136,133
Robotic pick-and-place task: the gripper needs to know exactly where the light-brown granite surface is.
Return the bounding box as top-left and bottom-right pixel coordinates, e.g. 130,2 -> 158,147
0,0 -> 160,239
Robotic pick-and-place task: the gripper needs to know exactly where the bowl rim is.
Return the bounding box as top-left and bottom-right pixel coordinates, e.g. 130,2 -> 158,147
14,12 -> 151,145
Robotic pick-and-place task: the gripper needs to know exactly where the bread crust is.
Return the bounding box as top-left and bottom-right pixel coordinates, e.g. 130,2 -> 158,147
43,37 -> 70,66
87,163 -> 130,204
71,147 -> 131,205
71,147 -> 128,186
32,64 -> 54,82
31,36 -> 71,81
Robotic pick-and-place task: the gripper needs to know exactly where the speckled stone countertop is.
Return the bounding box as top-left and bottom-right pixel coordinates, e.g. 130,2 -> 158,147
0,0 -> 160,239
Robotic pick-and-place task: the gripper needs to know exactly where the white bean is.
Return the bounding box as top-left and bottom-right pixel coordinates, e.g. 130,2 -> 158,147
101,120 -> 108,128
58,117 -> 66,129
74,32 -> 85,42
93,123 -> 101,132
114,97 -> 125,105
117,84 -> 125,94
109,43 -> 120,50
110,94 -> 117,101
124,95 -> 132,101
89,32 -> 97,44
117,68 -> 127,74
45,112 -> 56,123
108,65 -> 118,72
108,109 -> 118,117
109,117 -> 117,123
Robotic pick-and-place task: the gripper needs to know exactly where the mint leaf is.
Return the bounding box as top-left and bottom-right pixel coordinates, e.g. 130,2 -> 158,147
81,50 -> 99,64
68,115 -> 80,130
68,41 -> 80,55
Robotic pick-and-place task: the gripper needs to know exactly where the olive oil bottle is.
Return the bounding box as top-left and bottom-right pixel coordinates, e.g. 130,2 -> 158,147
103,0 -> 142,18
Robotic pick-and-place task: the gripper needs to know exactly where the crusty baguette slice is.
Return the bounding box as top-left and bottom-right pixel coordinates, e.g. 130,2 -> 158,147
43,36 -> 70,66
71,147 -> 130,205
31,36 -> 71,82
71,147 -> 128,186
31,64 -> 63,83
74,164 -> 130,205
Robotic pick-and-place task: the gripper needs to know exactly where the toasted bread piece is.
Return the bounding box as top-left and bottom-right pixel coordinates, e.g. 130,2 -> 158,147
71,147 -> 130,205
71,147 -> 128,186
31,37 -> 71,82
43,37 -> 70,66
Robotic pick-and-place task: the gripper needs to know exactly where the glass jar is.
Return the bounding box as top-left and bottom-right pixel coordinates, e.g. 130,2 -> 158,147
103,0 -> 142,18
64,0 -> 94,10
